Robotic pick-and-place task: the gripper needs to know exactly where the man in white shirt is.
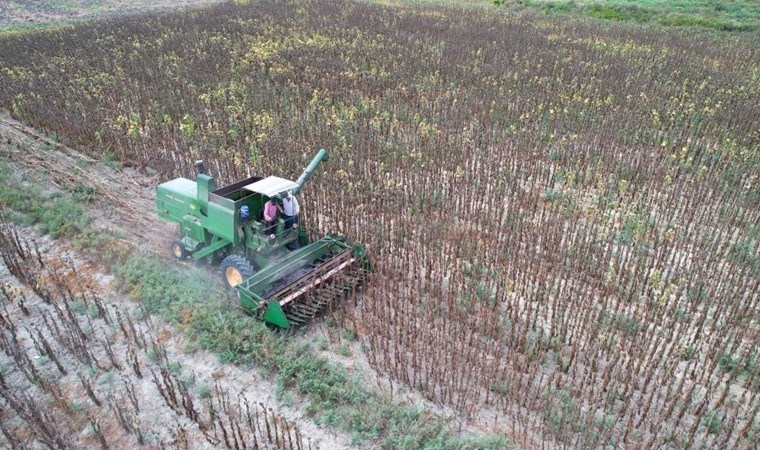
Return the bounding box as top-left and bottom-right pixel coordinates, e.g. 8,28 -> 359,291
282,191 -> 300,229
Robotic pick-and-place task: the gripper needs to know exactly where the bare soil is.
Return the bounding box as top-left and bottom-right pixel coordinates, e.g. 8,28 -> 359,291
0,0 -> 218,28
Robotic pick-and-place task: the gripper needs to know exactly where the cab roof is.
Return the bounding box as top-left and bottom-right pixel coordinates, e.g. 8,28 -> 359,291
242,176 -> 298,198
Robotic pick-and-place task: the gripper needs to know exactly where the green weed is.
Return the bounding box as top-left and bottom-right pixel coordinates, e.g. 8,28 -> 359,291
99,369 -> 115,387
86,304 -> 100,318
0,160 -> 88,239
167,361 -> 182,374
69,299 -> 86,314
196,384 -> 211,399
703,409 -> 724,434
495,0 -> 759,31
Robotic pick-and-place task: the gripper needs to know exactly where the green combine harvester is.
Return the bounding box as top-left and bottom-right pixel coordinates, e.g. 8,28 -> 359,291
156,149 -> 368,328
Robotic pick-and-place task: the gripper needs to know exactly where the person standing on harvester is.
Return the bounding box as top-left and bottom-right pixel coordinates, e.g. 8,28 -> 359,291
263,196 -> 282,234
282,191 -> 300,228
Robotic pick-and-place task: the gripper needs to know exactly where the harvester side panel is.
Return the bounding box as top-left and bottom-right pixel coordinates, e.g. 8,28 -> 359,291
157,178 -> 200,224
205,202 -> 239,244
180,215 -> 205,242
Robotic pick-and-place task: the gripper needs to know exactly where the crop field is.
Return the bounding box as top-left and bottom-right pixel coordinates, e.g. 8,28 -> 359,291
0,0 -> 216,28
495,0 -> 760,31
0,0 -> 758,448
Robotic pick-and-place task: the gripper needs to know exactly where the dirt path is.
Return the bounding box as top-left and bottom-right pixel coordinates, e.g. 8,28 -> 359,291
0,0 -> 219,28
0,112 -> 175,256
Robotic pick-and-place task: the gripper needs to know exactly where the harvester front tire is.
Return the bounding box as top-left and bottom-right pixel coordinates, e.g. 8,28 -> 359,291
170,239 -> 188,259
219,255 -> 255,290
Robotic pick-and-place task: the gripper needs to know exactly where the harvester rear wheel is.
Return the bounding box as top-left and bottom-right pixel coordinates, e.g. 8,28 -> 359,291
170,239 -> 187,259
219,255 -> 254,290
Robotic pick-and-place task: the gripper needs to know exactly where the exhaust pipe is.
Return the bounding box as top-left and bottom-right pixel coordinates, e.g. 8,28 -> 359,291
194,160 -> 214,215
194,160 -> 206,175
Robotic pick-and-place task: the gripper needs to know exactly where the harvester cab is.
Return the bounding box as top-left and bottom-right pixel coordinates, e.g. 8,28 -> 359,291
156,149 -> 369,329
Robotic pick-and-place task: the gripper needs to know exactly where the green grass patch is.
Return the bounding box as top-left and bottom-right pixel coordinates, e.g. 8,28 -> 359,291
0,161 -> 88,238
495,0 -> 760,32
0,159 -> 129,263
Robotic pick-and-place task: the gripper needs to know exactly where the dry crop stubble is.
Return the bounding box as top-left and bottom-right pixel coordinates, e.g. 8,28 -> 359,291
0,223 -> 347,449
